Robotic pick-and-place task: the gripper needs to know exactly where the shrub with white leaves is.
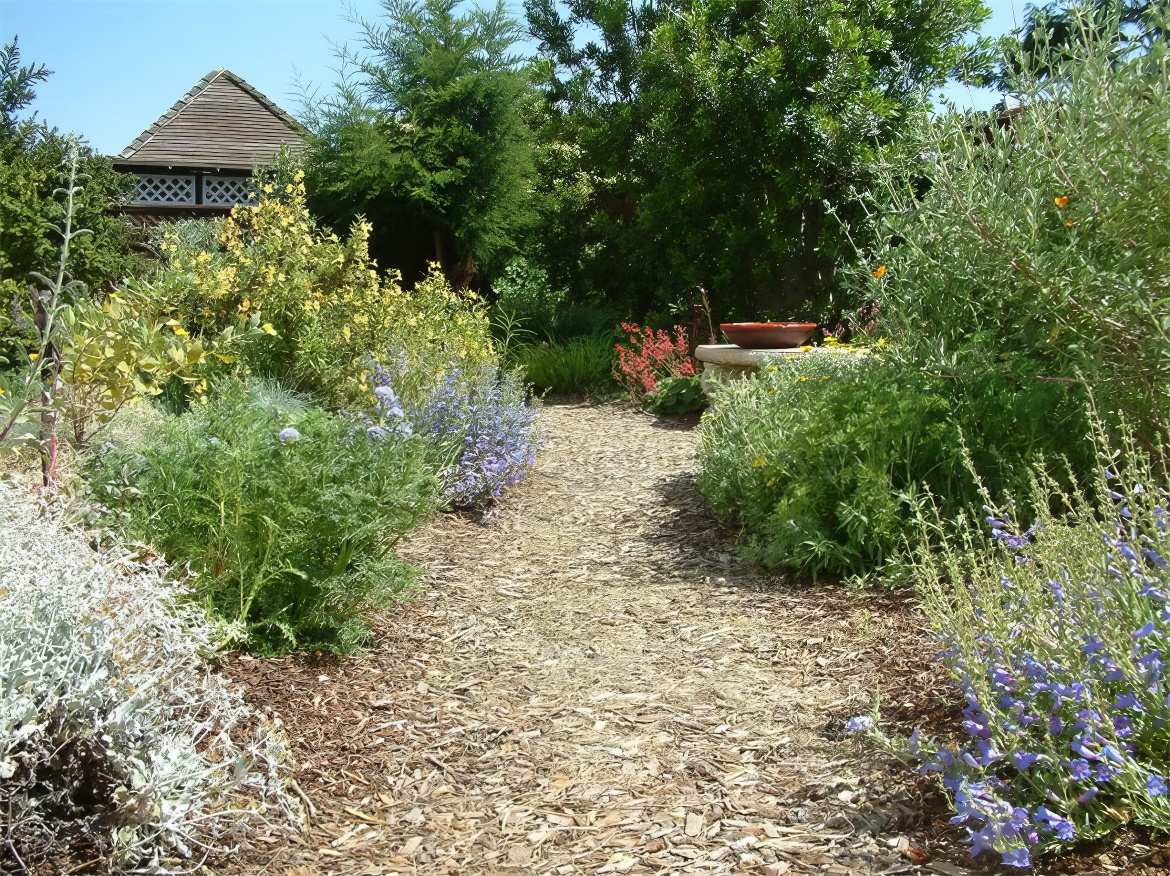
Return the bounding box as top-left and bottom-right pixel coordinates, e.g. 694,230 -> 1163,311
0,475 -> 300,872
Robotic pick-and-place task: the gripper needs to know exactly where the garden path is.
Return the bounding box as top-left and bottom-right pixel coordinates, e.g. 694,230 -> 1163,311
231,403 -> 954,876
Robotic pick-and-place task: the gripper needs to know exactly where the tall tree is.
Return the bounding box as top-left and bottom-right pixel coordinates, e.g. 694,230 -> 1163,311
526,0 -> 990,320
303,0 -> 537,288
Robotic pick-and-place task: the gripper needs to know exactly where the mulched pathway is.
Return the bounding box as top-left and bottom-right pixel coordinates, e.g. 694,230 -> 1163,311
223,402 -> 1162,876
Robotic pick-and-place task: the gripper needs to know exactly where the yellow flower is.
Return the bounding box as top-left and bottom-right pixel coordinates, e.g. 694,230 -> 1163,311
877,337 -> 888,346
1055,196 -> 1069,208
872,265 -> 887,279
172,325 -> 189,337
342,325 -> 351,341
1066,220 -> 1078,227
263,183 -> 274,194
262,323 -> 278,336
28,352 -> 38,361
799,344 -> 812,352
752,457 -> 767,468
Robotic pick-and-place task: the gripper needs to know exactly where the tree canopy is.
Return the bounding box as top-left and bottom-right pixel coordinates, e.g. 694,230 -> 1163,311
301,0 -> 537,289
525,0 -> 990,320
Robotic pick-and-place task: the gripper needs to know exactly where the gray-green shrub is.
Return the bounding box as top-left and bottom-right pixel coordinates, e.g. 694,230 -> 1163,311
0,477 -> 297,871
92,379 -> 436,654
855,426 -> 1170,867
854,8 -> 1170,444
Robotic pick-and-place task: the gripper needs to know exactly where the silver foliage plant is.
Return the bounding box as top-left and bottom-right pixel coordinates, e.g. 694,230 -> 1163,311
0,476 -> 301,872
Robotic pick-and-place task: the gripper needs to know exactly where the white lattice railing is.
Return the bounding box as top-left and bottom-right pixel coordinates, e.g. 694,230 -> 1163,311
134,174 -> 195,205
203,176 -> 257,206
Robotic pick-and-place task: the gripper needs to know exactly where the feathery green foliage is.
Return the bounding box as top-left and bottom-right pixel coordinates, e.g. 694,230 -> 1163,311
92,380 -> 436,654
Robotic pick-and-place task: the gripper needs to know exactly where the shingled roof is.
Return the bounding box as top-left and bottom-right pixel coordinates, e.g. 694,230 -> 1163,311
117,69 -> 306,169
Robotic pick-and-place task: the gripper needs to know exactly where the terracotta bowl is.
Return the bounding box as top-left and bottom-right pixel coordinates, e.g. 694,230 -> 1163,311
720,322 -> 818,349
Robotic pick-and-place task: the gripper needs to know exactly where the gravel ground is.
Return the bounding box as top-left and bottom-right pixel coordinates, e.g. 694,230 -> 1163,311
225,402 -> 969,875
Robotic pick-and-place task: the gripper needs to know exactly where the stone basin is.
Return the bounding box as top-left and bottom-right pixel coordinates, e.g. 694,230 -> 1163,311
694,344 -> 815,391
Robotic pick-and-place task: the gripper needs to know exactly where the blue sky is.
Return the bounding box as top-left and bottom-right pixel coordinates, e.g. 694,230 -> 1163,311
3,0 -> 1027,157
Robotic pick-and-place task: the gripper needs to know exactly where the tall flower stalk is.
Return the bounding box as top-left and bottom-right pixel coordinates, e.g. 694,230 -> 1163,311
0,138 -> 89,485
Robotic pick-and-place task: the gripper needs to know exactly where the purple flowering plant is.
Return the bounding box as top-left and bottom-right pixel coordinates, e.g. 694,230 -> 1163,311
850,429 -> 1170,868
366,351 -> 540,506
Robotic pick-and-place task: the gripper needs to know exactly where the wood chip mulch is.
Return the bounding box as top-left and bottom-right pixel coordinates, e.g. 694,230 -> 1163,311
220,402 -> 1165,876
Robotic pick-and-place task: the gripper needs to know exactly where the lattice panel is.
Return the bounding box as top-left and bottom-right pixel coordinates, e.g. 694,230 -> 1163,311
203,176 -> 256,206
134,174 -> 195,204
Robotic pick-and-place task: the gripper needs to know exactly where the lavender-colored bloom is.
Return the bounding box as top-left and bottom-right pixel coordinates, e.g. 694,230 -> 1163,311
1114,693 -> 1143,711
1001,847 -> 1032,868
1134,620 -> 1157,639
1069,758 -> 1092,781
278,427 -> 301,443
1147,774 -> 1168,796
1101,744 -> 1126,766
970,824 -> 997,856
845,715 -> 873,733
367,353 -> 540,505
1012,751 -> 1044,770
1076,786 -> 1099,804
993,528 -> 1033,550
1035,806 -> 1075,841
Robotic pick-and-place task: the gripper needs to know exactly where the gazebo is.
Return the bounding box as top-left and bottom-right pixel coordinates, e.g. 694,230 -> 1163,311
113,69 -> 306,222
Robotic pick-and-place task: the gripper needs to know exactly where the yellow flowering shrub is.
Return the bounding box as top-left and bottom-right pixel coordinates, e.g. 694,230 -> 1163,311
56,289 -> 241,445
150,172 -> 496,404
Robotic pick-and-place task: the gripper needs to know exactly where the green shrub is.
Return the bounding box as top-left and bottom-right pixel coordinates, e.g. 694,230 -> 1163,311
697,351 -> 965,578
92,379 -> 435,654
492,257 -> 566,337
144,175 -> 497,407
645,374 -> 706,415
854,11 -> 1170,447
514,332 -> 617,395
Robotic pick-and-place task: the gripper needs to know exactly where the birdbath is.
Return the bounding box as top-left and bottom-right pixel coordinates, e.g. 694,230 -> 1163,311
695,322 -> 820,391
694,344 -> 816,391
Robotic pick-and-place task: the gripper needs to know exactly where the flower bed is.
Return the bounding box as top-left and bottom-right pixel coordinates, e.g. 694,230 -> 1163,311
854,434 -> 1170,867
0,477 -> 298,870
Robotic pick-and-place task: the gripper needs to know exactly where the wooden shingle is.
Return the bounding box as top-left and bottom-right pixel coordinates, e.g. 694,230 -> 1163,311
117,69 -> 305,170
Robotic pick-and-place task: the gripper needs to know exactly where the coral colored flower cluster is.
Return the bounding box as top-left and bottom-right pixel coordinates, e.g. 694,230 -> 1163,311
613,322 -> 696,399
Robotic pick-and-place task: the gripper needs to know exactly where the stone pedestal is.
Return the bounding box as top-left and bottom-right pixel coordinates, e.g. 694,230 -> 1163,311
694,344 -> 812,391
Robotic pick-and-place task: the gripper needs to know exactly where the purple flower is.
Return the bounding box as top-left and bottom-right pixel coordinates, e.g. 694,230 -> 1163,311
970,824 -> 997,856
1012,751 -> 1044,770
1076,786 -> 1099,804
1069,759 -> 1092,781
1134,620 -> 1157,639
1001,847 -> 1032,868
1114,693 -> 1143,711
278,427 -> 301,443
1035,806 -> 1075,841
1101,744 -> 1126,766
845,715 -> 873,733
1147,774 -> 1168,796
